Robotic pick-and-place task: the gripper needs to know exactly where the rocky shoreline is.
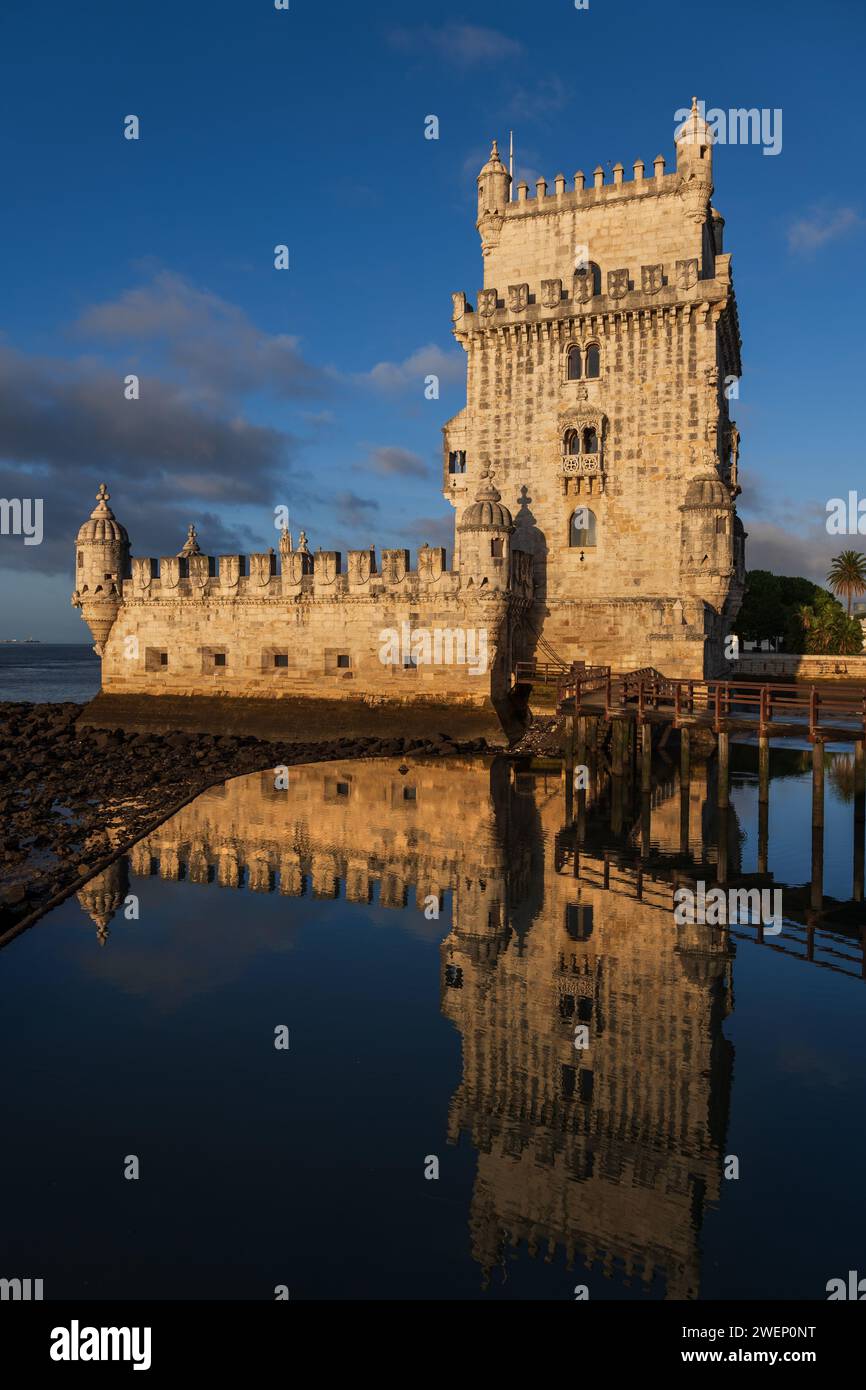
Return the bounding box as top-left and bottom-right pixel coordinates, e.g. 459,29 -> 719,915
0,701 -> 492,935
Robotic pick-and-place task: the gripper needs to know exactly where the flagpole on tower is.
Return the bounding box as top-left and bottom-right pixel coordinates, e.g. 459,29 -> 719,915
509,131 -> 514,198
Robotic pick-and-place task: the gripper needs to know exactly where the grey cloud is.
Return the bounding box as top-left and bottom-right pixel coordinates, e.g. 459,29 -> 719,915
367,446 -> 429,479
76,270 -> 330,401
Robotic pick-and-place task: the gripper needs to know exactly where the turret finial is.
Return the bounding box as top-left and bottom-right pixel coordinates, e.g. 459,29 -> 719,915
178,523 -> 202,558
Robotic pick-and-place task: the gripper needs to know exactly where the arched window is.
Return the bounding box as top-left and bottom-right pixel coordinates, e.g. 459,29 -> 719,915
490,537 -> 503,558
566,345 -> 581,380
448,450 -> 466,474
585,344 -> 600,378
563,429 -> 579,456
570,507 -> 597,548
583,427 -> 598,454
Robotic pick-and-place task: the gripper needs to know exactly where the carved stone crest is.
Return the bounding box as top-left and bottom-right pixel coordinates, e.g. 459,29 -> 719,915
677,258 -> 699,289
249,552 -> 274,588
284,552 -> 305,586
451,292 -> 467,322
477,288 -> 497,316
382,548 -> 408,584
418,544 -> 445,582
161,557 -> 180,590
315,551 -> 338,585
132,557 -> 152,591
188,553 -> 209,589
219,555 -> 240,589
641,264 -> 664,295
508,283 -> 529,314
607,269 -> 629,299
349,550 -> 372,585
541,278 -> 562,309
573,268 -> 594,304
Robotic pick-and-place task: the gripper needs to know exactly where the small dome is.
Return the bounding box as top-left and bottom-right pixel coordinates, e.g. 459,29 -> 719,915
478,139 -> 508,179
459,468 -> 513,531
76,483 -> 129,545
684,471 -> 730,508
675,96 -> 714,148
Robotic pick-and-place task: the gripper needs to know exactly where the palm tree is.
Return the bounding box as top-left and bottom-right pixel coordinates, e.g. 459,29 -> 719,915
827,550 -> 866,617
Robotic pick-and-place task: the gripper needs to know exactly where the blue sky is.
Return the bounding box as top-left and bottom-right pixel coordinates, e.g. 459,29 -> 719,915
1,0 -> 864,639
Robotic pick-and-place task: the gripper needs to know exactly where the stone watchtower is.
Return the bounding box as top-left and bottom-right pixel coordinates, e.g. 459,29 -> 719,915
71,483 -> 130,654
444,98 -> 746,677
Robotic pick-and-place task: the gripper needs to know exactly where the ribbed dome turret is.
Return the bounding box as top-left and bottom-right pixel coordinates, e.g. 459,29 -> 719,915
459,468 -> 513,531
76,483 -> 129,545
478,139 -> 508,179
675,96 -> 715,149
683,471 -> 730,508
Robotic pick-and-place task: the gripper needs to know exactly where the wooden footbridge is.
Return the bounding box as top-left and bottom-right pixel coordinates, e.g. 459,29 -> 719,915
557,665 -> 866,742
517,659 -> 866,916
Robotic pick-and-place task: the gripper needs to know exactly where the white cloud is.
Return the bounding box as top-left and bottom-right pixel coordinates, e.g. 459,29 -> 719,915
388,23 -> 522,67
361,343 -> 465,392
787,206 -> 863,255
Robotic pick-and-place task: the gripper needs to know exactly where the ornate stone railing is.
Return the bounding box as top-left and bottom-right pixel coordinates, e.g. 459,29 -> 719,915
561,455 -> 601,475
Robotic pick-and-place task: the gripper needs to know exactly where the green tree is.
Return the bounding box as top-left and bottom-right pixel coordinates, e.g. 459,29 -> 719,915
735,571 -> 822,650
794,589 -> 864,655
827,550 -> 866,617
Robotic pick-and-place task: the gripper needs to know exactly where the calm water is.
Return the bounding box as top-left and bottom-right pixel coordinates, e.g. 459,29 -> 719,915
0,643 -> 100,703
0,750 -> 863,1300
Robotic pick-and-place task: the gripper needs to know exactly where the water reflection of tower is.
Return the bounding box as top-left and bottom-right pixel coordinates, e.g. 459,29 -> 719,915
75,857 -> 130,946
441,765 -> 734,1297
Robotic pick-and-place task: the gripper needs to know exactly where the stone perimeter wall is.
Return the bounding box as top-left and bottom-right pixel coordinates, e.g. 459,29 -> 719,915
99,560 -> 523,706
737,654 -> 866,681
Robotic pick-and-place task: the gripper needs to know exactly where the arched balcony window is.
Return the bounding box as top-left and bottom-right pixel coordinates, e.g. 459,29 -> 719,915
570,507 -> 597,548
563,429 -> 579,456
566,345 -> 582,380
583,427 -> 598,454
585,344 -> 600,378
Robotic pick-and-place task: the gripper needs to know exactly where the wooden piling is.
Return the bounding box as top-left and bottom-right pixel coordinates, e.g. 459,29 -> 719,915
758,734 -> 769,876
811,738 -> 824,912
854,740 -> 865,903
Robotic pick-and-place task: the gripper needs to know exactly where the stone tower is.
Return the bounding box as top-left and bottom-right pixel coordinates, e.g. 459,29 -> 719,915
445,98 -> 746,677
71,483 -> 130,654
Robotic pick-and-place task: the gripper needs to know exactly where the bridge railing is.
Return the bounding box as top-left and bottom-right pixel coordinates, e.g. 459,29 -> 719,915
604,677 -> 866,735
556,665 -> 611,707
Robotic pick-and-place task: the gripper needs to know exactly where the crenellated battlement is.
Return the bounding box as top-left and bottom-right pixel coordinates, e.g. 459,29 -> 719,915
510,155 -> 683,212
125,544 -> 460,604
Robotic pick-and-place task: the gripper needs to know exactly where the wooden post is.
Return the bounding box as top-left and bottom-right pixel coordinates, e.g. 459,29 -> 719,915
679,727 -> 691,856
641,721 -> 652,795
758,734 -> 769,876
855,740 -> 865,903
577,715 -> 588,766
611,723 -> 624,835
717,731 -> 730,809
716,730 -> 730,886
563,710 -> 575,822
811,738 -> 824,912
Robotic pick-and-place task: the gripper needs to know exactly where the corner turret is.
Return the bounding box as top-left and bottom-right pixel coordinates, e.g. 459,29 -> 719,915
71,483 -> 130,655
476,140 -> 511,257
458,468 -> 514,589
675,96 -> 714,222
